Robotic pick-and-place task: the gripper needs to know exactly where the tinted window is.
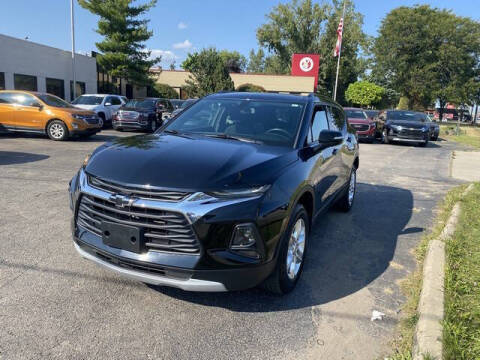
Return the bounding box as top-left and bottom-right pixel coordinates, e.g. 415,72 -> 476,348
0,73 -> 4,90
170,99 -> 184,109
11,93 -> 40,107
0,92 -> 15,104
328,106 -> 345,131
46,78 -> 65,99
14,74 -> 37,91
345,109 -> 367,119
110,96 -> 122,105
309,107 -> 329,143
37,94 -> 74,108
166,98 -> 305,147
72,95 -> 103,105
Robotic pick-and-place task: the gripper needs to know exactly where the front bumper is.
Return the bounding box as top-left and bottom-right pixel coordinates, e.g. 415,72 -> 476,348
69,169 -> 280,291
71,128 -> 101,136
113,120 -> 149,130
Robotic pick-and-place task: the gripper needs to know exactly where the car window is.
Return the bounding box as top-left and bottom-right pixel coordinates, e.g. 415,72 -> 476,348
37,94 -> 74,108
308,106 -> 329,144
72,96 -> 103,105
111,97 -> 122,105
0,92 -> 15,104
328,106 -> 346,131
166,98 -> 305,147
345,109 -> 367,119
12,93 -> 40,107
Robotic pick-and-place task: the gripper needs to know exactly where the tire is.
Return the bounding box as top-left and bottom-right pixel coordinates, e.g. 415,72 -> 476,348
382,129 -> 389,144
47,120 -> 69,141
432,134 -> 438,141
262,204 -> 309,295
335,167 -> 357,212
98,113 -> 106,127
419,139 -> 428,147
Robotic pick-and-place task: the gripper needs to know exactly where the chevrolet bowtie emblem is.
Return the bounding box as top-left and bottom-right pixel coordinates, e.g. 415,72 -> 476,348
109,193 -> 135,208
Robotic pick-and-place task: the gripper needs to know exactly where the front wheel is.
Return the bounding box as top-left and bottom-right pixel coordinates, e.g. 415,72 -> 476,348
47,120 -> 69,141
382,129 -> 389,144
262,204 -> 309,295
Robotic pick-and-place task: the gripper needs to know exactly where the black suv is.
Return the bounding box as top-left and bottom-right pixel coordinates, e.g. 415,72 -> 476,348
112,98 -> 173,132
69,92 -> 359,294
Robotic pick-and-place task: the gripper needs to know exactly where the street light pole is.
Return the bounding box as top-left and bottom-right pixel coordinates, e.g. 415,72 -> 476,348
70,0 -> 76,101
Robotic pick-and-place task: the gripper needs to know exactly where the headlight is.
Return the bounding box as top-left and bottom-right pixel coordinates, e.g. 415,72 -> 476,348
71,114 -> 85,120
369,122 -> 376,128
207,185 -> 270,198
82,153 -> 91,168
391,125 -> 402,131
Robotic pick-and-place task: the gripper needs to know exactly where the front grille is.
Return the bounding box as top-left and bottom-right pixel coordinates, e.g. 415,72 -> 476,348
118,111 -> 139,120
77,194 -> 201,254
83,116 -> 100,125
399,128 -> 424,139
88,175 -> 190,202
352,124 -> 370,132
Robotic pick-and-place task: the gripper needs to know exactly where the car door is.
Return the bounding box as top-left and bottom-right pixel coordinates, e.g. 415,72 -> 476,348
12,92 -> 47,131
0,92 -> 17,131
305,105 -> 338,212
327,106 -> 352,195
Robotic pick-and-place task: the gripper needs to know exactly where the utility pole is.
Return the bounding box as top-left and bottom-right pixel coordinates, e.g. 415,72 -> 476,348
70,0 -> 77,101
333,0 -> 347,102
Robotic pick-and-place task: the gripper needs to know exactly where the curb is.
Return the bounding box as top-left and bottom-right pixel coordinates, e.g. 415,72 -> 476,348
413,184 -> 473,360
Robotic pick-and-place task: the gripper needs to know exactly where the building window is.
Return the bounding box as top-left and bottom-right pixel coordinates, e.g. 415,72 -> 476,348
0,72 -> 5,90
14,74 -> 37,91
46,78 -> 65,99
70,81 -> 86,101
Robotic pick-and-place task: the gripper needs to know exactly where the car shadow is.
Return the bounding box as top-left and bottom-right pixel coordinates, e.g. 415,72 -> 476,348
150,182 -> 414,312
0,151 -> 49,165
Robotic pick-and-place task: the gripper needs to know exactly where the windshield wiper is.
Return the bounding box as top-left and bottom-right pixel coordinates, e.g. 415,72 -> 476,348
202,133 -> 263,144
162,129 -> 193,139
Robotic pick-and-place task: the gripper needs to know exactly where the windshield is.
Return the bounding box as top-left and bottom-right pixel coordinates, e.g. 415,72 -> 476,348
72,96 -> 103,105
165,98 -> 305,147
364,110 -> 379,118
38,94 -> 74,108
345,110 -> 367,119
170,99 -> 184,109
124,99 -> 157,109
387,111 -> 425,122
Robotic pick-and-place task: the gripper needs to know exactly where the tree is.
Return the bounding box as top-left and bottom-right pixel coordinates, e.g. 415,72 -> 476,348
236,83 -> 266,92
181,48 -> 235,97
256,0 -> 367,103
78,0 -> 160,86
345,81 -> 385,107
372,5 -> 480,112
397,97 -> 409,110
219,50 -> 247,73
153,83 -> 178,99
247,49 -> 265,73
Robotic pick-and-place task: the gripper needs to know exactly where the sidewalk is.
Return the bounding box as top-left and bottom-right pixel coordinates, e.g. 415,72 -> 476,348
451,151 -> 480,182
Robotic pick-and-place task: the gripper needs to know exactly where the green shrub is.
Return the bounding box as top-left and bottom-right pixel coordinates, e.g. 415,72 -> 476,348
236,83 -> 266,92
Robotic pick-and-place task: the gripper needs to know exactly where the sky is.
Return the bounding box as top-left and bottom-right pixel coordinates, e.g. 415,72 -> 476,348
0,0 -> 478,69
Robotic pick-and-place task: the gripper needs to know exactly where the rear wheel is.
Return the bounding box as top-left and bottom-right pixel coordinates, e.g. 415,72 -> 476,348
263,204 -> 309,295
335,168 -> 356,212
47,120 -> 69,141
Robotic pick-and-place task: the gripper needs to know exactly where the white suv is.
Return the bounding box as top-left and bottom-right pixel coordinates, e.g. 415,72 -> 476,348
72,94 -> 126,126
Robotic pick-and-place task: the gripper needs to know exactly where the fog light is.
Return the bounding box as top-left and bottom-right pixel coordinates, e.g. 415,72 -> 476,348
230,223 -> 257,249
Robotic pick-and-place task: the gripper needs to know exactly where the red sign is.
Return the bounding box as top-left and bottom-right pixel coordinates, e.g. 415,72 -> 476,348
291,53 -> 320,90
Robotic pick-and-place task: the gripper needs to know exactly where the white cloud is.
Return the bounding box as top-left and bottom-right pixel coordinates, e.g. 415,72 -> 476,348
148,49 -> 180,68
177,22 -> 187,30
173,39 -> 192,50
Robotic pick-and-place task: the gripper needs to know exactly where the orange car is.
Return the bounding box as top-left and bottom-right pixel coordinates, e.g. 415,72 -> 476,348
0,90 -> 102,140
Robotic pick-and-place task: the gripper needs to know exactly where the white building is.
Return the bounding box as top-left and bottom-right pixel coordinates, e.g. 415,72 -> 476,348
0,34 -> 97,101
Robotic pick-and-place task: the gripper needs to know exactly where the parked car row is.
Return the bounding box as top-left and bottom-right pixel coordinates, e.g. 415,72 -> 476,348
345,107 -> 440,147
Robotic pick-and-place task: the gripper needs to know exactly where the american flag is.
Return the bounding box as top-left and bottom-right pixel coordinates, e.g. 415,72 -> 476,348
333,18 -> 344,57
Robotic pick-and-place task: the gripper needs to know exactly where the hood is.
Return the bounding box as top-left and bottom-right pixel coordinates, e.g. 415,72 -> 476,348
387,120 -> 427,129
73,104 -> 99,111
85,133 -> 297,191
55,107 -> 96,115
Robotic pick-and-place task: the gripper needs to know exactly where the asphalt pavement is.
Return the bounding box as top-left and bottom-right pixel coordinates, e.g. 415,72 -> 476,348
0,130 -> 463,360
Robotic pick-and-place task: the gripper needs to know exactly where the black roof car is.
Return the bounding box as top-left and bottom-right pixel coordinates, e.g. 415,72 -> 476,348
70,92 -> 359,294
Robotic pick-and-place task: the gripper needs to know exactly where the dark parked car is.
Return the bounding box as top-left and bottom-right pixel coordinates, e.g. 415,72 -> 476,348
344,107 -> 376,143
364,109 -> 380,120
69,92 -> 359,294
169,99 -> 185,110
112,98 -> 167,132
378,110 -> 433,146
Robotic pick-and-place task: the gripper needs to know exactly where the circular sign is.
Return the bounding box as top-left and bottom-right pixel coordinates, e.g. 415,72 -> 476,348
299,57 -> 314,72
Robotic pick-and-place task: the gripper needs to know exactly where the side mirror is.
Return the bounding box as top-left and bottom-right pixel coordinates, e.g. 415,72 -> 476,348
32,102 -> 43,110
104,102 -> 112,106
319,129 -> 343,145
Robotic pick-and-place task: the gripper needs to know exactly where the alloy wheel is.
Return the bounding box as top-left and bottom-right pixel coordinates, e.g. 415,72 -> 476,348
286,218 -> 306,280
50,123 -> 65,139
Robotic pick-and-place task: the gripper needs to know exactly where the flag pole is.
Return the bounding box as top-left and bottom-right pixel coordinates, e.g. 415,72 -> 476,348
70,0 -> 77,101
333,0 -> 346,102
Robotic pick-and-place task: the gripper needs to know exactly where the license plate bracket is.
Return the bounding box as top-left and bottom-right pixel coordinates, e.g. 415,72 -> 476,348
101,221 -> 143,254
